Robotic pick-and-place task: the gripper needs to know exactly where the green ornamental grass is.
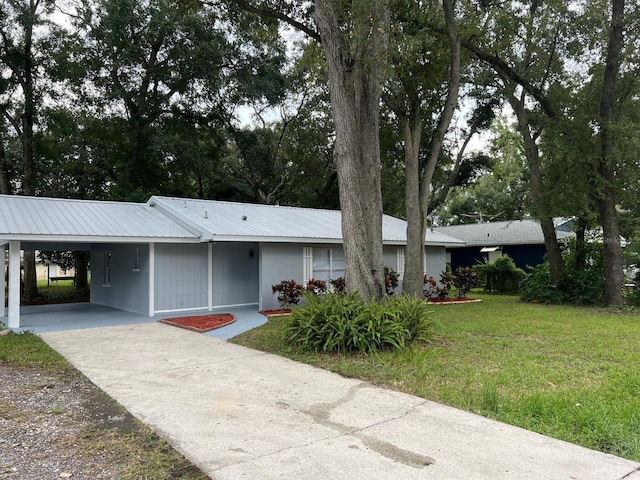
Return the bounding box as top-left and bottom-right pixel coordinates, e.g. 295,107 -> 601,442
284,292 -> 438,354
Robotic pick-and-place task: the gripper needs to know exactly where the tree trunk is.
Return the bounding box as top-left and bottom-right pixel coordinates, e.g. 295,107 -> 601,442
21,250 -> 38,302
0,135 -> 12,194
403,112 -> 425,297
314,0 -> 389,300
74,252 -> 90,289
597,0 -> 625,307
403,0 -> 461,297
20,1 -> 38,302
123,123 -> 143,197
509,92 -> 567,285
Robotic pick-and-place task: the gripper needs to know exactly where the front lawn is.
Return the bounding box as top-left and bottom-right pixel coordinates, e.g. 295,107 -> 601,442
231,294 -> 640,460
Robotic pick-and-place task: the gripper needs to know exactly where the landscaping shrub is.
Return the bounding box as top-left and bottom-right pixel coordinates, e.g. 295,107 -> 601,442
384,266 -> 399,295
520,263 -> 606,306
520,240 -> 606,306
452,267 -> 482,298
285,293 -> 438,354
624,272 -> 640,306
389,295 -> 439,343
474,256 -> 526,294
438,270 -> 455,299
423,273 -> 451,299
330,277 -> 346,293
518,263 -> 563,304
305,278 -> 328,295
271,279 -> 304,308
423,275 -> 439,299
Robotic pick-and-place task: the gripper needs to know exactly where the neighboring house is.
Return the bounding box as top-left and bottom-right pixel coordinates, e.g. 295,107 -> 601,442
37,259 -> 76,284
0,195 -> 464,328
434,219 -> 575,272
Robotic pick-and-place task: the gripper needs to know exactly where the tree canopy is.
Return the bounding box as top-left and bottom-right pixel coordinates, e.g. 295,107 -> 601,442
1,0 -> 639,305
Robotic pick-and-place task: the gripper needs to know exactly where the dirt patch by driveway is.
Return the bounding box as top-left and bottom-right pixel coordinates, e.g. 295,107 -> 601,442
0,365 -> 208,479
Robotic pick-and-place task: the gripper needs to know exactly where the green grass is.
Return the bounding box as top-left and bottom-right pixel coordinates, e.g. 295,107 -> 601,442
37,279 -> 76,288
231,293 -> 640,460
0,331 -> 71,372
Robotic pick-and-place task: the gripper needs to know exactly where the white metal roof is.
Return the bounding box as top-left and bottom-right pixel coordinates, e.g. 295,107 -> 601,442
0,194 -> 465,246
434,219 -> 575,247
0,195 -> 200,243
149,196 -> 465,246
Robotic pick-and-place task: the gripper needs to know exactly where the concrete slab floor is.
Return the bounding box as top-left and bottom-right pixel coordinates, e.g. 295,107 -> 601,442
0,302 -> 267,339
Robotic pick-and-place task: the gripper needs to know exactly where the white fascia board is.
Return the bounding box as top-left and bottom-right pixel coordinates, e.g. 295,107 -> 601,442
209,236 -> 464,247
385,240 -> 464,246
466,240 -> 544,247
3,234 -> 200,244
383,240 -> 408,246
211,235 -> 344,244
426,241 -> 467,247
206,236 -> 468,247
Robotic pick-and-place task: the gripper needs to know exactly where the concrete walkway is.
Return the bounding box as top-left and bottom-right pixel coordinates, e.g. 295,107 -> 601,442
41,323 -> 640,480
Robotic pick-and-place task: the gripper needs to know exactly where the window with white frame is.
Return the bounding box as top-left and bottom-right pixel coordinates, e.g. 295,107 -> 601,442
424,250 -> 430,276
133,248 -> 141,271
104,252 -> 112,286
304,247 -> 345,284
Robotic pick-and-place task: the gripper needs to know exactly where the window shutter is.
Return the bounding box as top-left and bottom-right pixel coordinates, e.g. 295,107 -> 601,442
303,247 -> 313,281
397,248 -> 405,279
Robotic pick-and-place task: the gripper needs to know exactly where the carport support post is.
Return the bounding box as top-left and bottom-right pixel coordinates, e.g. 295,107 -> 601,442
8,241 -> 20,329
1,245 -> 5,319
208,242 -> 213,311
148,242 -> 155,317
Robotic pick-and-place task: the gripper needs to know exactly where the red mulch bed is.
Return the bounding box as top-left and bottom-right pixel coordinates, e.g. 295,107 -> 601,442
158,313 -> 236,333
427,298 -> 481,304
259,309 -> 292,317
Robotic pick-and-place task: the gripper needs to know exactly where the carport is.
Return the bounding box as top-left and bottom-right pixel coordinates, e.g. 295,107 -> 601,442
1,195 -> 201,329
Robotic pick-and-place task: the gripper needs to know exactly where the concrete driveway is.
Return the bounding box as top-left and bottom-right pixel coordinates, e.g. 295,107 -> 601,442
41,322 -> 640,480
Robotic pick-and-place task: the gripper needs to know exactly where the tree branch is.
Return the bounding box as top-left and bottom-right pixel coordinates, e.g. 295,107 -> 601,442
460,36 -> 559,119
210,0 -> 321,43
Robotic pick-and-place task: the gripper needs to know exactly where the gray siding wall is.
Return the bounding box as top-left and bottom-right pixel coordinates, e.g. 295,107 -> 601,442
91,244 -> 149,315
259,243 -> 304,311
212,242 -> 259,307
383,246 -> 399,272
425,246 -> 446,280
155,243 -> 208,312
383,245 -> 403,295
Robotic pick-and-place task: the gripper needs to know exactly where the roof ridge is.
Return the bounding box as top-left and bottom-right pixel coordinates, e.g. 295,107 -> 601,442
152,196 -> 342,214
0,194 -> 145,207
